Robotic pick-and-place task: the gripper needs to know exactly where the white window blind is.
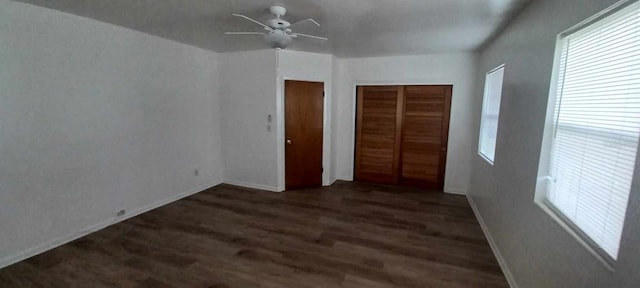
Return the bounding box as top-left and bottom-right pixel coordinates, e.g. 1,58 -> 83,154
479,66 -> 505,163
545,1 -> 640,261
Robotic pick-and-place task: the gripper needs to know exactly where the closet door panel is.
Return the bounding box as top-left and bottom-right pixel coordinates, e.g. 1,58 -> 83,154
354,85 -> 451,190
400,86 -> 452,189
355,86 -> 401,184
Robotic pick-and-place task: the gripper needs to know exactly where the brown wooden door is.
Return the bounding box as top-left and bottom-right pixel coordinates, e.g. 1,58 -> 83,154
354,86 -> 404,184
354,85 -> 452,190
399,86 -> 452,189
285,80 -> 324,190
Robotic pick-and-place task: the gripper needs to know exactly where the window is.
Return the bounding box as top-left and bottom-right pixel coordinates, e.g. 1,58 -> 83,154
479,65 -> 505,164
539,0 -> 640,263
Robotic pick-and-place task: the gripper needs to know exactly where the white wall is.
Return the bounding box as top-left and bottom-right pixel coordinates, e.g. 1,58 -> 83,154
218,50 -> 279,191
218,49 -> 335,192
470,0 -> 640,287
330,56 -> 341,183
0,0 -> 224,268
276,50 -> 334,188
334,53 -> 477,194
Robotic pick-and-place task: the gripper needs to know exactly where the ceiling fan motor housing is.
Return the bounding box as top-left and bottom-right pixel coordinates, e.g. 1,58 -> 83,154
267,18 -> 290,29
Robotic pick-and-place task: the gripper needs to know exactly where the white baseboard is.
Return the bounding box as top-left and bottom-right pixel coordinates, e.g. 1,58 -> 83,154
467,196 -> 519,288
444,187 -> 467,195
0,180 -> 222,270
223,180 -> 282,192
336,175 -> 353,181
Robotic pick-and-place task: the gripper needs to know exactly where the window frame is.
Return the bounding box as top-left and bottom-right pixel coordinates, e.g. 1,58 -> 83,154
478,64 -> 506,165
534,0 -> 640,270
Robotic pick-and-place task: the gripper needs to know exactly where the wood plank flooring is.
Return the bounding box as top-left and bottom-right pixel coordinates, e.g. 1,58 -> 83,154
0,181 -> 508,288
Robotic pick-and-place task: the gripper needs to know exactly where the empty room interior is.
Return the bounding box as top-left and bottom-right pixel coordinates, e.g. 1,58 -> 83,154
2,0 -> 640,287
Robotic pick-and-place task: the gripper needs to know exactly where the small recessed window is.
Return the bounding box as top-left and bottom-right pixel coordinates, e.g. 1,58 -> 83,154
478,65 -> 505,164
537,0 -> 640,264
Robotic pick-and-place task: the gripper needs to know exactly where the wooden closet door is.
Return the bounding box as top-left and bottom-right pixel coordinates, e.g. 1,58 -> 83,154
355,86 -> 403,184
399,86 -> 452,189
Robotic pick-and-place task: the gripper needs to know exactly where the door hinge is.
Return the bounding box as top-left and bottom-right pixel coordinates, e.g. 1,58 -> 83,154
323,91 -> 325,97
322,167 -> 324,173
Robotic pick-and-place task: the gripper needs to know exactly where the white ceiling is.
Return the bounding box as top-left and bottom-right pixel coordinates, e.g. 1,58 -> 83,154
17,0 -> 531,58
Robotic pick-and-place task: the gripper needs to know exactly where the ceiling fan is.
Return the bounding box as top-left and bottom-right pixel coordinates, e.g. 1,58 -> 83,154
225,6 -> 328,49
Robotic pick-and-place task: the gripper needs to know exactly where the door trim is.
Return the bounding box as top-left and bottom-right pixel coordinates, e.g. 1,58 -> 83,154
349,80 -> 455,189
277,76 -> 331,192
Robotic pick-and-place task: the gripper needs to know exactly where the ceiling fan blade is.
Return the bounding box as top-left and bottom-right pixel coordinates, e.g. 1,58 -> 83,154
232,14 -> 273,31
225,32 -> 266,36
290,18 -> 321,27
292,33 -> 328,41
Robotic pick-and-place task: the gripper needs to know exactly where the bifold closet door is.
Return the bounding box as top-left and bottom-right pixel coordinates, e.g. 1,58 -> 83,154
399,86 -> 452,189
354,86 -> 403,184
354,85 -> 452,190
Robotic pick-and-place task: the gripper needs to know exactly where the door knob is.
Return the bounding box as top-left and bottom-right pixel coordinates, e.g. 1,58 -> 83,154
286,139 -> 292,145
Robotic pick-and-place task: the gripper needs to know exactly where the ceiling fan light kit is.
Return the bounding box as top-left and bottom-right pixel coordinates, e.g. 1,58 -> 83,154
266,30 -> 293,49
225,5 -> 328,50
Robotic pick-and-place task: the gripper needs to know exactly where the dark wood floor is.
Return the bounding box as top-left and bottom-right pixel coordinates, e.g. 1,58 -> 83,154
0,181 -> 508,288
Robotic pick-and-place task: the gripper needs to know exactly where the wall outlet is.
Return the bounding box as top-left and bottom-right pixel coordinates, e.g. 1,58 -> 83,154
117,210 -> 126,217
